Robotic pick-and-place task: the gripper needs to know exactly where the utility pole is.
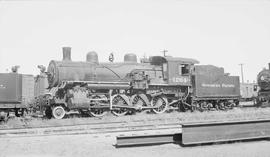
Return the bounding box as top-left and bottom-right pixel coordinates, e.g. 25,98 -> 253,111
161,50 -> 168,57
239,63 -> 244,83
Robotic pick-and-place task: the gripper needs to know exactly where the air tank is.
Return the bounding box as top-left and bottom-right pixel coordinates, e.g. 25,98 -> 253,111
124,53 -> 137,63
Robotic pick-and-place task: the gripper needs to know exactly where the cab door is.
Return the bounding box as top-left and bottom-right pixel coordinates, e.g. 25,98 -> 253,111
162,62 -> 168,81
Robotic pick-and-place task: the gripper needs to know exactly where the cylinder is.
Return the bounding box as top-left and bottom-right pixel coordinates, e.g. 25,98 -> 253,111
86,51 -> 99,63
124,53 -> 137,63
62,47 -> 71,61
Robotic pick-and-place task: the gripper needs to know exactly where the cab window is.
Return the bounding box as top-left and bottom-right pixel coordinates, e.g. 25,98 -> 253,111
253,85 -> 257,91
179,64 -> 189,75
163,63 -> 167,72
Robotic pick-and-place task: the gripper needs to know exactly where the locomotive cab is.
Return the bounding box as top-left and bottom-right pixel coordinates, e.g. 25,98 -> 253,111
149,56 -> 199,86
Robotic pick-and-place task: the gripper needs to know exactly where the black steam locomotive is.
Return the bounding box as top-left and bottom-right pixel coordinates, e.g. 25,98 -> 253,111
39,47 -> 240,119
256,63 -> 270,106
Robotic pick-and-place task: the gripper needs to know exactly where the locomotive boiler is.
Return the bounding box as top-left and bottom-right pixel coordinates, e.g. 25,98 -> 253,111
41,47 -> 240,119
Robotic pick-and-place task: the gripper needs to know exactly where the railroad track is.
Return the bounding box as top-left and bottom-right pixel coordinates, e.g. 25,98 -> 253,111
0,119 -> 182,138
2,116 -> 270,149
116,119 -> 270,147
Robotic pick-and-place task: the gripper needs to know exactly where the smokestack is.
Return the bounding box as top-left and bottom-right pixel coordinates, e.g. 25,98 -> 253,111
62,47 -> 71,61
268,63 -> 270,70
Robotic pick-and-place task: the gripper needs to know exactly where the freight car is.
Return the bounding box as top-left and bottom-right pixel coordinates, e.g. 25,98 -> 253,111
256,63 -> 270,106
240,83 -> 258,101
0,67 -> 34,120
38,47 -> 240,119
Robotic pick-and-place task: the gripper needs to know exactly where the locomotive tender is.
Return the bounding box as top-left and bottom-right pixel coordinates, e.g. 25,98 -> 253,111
41,47 -> 240,119
0,70 -> 34,120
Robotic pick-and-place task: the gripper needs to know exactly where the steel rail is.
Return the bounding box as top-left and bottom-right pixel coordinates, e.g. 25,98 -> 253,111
116,133 -> 181,147
182,119 -> 270,145
116,119 -> 270,147
0,121 -> 181,138
1,116 -> 180,130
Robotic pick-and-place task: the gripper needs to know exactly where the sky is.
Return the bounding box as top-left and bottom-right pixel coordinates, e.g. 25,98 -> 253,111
0,0 -> 270,83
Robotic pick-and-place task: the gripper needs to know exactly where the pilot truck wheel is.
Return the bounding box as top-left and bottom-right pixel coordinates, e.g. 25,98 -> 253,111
52,106 -> 66,119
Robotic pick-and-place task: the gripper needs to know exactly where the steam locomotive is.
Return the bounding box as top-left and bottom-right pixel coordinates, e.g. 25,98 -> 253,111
256,63 -> 270,106
38,47 -> 240,119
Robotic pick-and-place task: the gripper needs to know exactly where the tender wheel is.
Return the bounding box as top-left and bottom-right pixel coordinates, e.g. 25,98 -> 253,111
52,106 -> 66,119
0,111 -> 8,121
111,94 -> 129,116
89,95 -> 108,117
225,102 -> 235,109
151,96 -> 168,114
15,109 -> 20,117
15,109 -> 26,117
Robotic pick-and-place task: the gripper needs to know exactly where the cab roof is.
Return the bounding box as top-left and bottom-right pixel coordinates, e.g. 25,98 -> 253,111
149,56 -> 199,65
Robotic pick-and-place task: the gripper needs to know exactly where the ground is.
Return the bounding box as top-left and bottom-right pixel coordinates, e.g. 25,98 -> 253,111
2,107 -> 270,129
1,133 -> 270,157
1,105 -> 270,157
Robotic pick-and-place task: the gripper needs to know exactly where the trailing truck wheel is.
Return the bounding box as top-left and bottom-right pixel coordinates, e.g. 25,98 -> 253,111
151,96 -> 168,114
52,106 -> 66,119
89,109 -> 108,117
111,94 -> 129,116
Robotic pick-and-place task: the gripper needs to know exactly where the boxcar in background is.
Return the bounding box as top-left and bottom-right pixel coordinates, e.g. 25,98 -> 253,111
22,74 -> 35,105
34,74 -> 48,98
240,83 -> 258,101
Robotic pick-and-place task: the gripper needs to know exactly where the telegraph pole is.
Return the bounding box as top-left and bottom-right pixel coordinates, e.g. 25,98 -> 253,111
239,63 -> 244,83
161,50 -> 168,57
